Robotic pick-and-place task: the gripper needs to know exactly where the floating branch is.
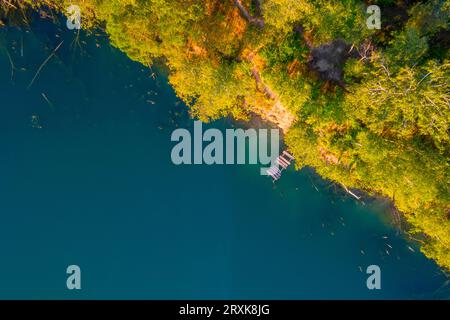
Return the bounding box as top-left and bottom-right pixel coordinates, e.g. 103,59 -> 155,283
341,183 -> 362,200
41,93 -> 53,108
27,40 -> 63,89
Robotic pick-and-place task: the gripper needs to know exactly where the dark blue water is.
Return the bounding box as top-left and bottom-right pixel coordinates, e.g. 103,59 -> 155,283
0,18 -> 447,299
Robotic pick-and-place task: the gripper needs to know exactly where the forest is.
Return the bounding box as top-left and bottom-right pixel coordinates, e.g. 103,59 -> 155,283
1,0 -> 449,271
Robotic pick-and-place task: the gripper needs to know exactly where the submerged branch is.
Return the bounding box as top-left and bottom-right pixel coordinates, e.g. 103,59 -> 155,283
4,48 -> 15,81
27,40 -> 63,89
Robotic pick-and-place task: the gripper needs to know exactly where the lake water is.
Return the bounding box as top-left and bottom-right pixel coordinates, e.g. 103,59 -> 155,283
0,16 -> 447,299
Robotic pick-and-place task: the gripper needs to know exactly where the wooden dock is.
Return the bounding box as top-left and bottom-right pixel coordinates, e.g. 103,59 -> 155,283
266,150 -> 295,181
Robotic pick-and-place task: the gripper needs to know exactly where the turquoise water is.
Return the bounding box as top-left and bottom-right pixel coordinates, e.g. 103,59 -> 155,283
0,17 -> 447,299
